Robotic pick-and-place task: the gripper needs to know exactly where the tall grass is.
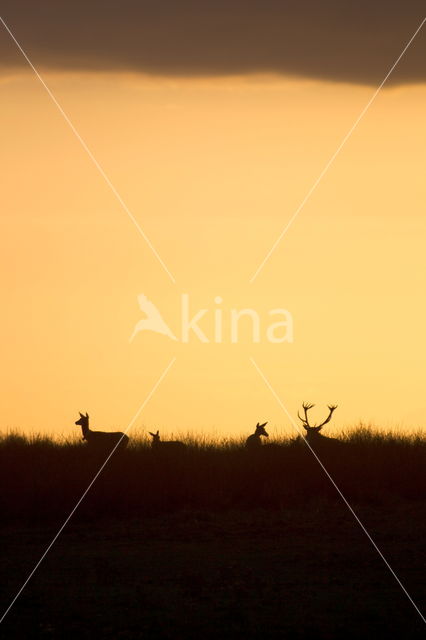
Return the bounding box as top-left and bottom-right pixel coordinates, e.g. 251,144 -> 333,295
0,427 -> 424,524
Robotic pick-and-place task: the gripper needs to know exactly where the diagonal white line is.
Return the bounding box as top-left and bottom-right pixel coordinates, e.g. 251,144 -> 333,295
249,16 -> 426,283
0,16 -> 176,284
0,356 -> 176,625
250,356 -> 426,624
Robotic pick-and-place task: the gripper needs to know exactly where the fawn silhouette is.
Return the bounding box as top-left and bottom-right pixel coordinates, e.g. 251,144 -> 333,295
149,430 -> 187,451
75,412 -> 129,449
246,422 -> 268,449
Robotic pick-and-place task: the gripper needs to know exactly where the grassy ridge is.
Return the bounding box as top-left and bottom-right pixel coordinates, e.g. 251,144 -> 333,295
1,430 -> 425,639
0,428 -> 425,523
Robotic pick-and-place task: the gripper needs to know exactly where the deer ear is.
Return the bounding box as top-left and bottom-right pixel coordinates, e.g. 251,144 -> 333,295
156,430 -> 159,435
79,412 -> 84,418
86,412 -> 89,418
261,422 -> 268,428
256,422 -> 260,428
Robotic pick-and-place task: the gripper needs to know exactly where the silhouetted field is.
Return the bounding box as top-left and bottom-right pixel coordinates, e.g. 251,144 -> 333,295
0,429 -> 425,638
0,427 -> 425,523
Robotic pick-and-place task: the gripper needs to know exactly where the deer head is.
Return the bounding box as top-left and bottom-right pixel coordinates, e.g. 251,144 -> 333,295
75,412 -> 89,427
75,412 -> 90,441
297,403 -> 337,437
149,430 -> 160,444
255,422 -> 269,437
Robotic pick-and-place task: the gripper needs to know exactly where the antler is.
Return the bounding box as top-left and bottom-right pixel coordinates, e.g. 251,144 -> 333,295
297,403 -> 337,431
297,402 -> 315,430
316,404 -> 338,429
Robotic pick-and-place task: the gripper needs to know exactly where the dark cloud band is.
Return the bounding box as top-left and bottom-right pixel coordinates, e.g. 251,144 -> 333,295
1,1 -> 425,85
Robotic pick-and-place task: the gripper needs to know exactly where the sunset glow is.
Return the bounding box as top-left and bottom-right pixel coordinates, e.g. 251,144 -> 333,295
2,68 -> 426,438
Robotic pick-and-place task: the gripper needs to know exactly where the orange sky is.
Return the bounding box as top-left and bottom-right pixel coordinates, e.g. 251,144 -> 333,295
1,71 -> 426,438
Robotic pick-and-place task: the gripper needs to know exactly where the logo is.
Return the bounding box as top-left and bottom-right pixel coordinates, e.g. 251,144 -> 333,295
129,294 -> 178,342
130,294 -> 293,344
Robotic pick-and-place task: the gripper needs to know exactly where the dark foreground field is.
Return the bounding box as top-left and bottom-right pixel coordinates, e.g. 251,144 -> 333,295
0,430 -> 425,638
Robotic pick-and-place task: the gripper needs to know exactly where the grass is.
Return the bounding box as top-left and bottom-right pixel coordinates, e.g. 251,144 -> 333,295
0,428 -> 425,638
0,427 -> 425,524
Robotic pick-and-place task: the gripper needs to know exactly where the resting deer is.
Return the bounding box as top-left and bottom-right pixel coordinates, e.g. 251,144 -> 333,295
149,430 -> 187,451
297,402 -> 338,444
246,422 -> 268,449
75,412 -> 129,449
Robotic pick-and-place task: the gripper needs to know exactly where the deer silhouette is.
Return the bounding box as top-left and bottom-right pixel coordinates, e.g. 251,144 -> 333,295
75,412 -> 129,449
149,430 -> 187,451
297,403 -> 338,444
245,422 -> 268,449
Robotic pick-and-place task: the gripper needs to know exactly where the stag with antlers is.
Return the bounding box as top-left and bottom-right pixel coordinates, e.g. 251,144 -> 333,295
297,403 -> 338,444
